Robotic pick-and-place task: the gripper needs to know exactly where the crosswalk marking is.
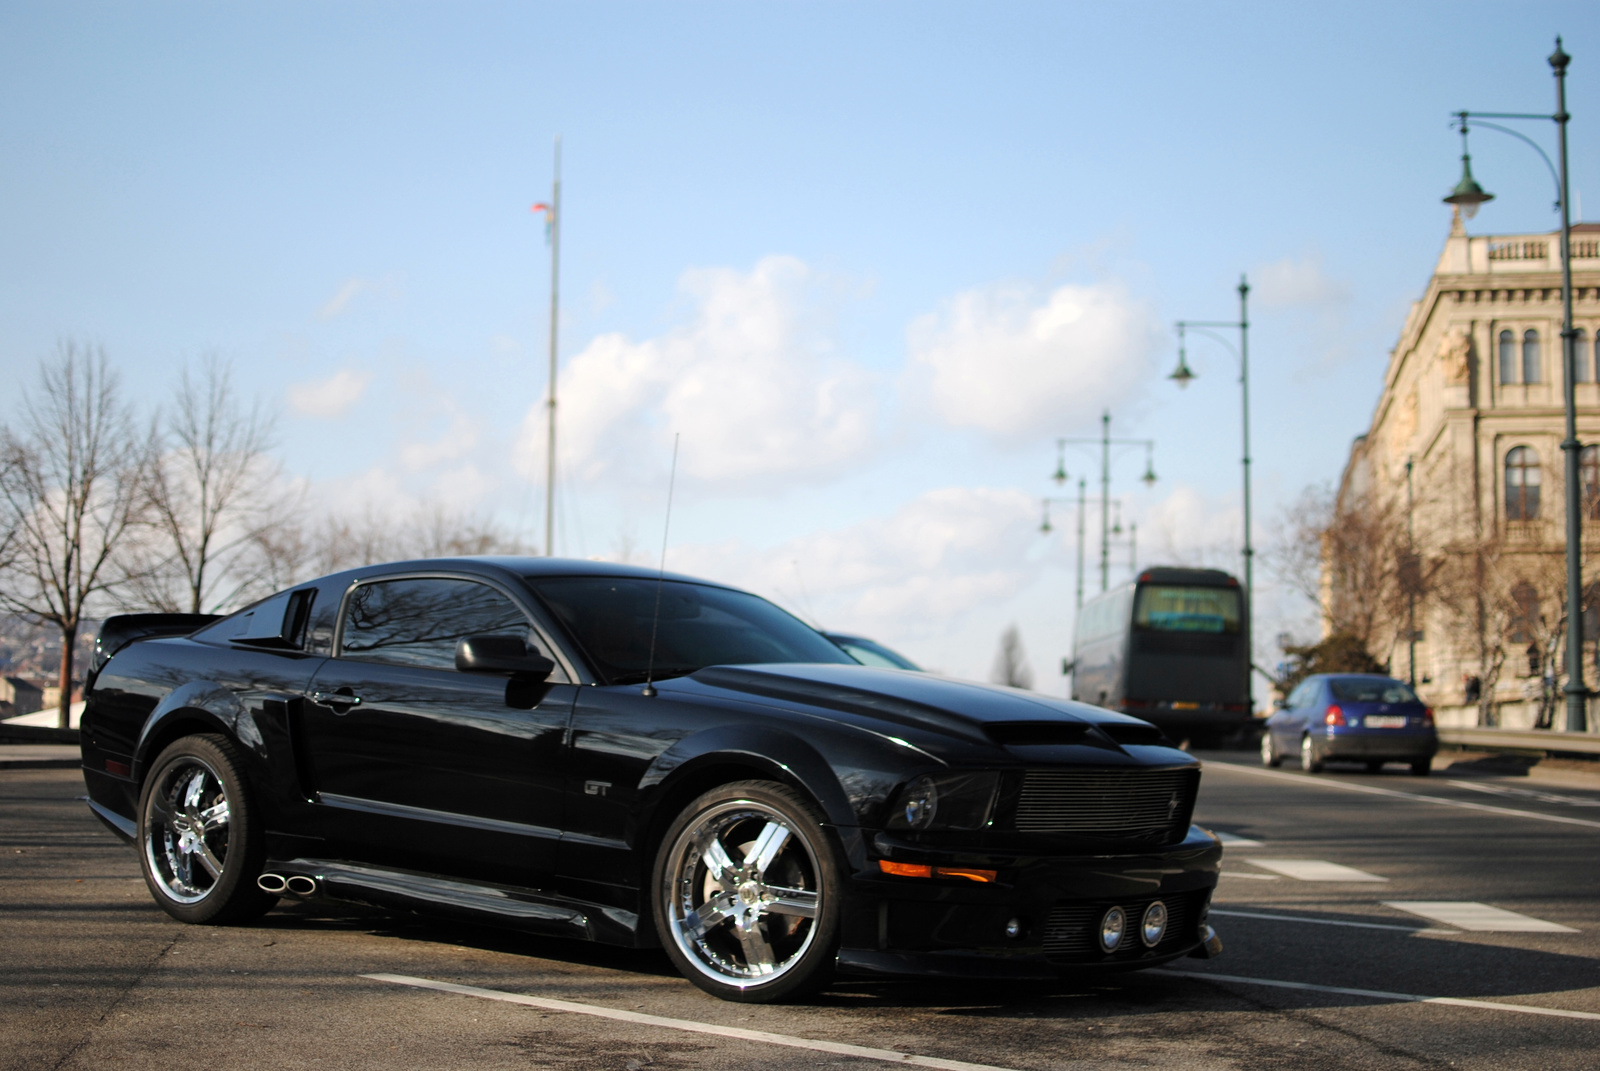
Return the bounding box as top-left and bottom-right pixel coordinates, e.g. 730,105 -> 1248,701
1448,780 -> 1600,808
1245,858 -> 1388,882
1383,901 -> 1577,932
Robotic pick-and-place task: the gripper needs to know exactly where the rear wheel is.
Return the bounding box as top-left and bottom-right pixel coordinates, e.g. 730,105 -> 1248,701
138,734 -> 276,925
1365,760 -> 1385,773
1300,734 -> 1323,773
653,780 -> 841,1003
1410,759 -> 1432,777
1260,732 -> 1283,768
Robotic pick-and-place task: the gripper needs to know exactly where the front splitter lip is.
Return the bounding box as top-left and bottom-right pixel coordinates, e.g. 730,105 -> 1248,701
835,941 -> 1207,981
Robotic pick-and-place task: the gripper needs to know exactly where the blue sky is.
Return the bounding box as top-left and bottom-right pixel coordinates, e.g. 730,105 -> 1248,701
2,2 -> 1596,688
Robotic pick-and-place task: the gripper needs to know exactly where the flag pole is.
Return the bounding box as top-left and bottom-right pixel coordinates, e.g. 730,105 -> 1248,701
544,136 -> 562,557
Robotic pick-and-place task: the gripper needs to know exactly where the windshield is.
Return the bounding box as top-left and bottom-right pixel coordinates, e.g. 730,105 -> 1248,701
1133,585 -> 1241,634
1328,678 -> 1418,704
830,637 -> 921,671
529,577 -> 855,685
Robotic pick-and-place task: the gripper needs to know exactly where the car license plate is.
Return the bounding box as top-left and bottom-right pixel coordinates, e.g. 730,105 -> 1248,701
1366,715 -> 1407,729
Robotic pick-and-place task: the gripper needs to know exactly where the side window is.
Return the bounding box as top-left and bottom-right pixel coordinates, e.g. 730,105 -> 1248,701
1286,681 -> 1309,709
339,577 -> 531,671
1499,329 -> 1516,384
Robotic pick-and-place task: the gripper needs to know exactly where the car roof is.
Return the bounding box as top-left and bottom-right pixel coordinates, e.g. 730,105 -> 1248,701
305,556 -> 746,597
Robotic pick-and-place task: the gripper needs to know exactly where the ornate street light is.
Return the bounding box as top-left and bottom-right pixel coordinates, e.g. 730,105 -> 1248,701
1448,39 -> 1584,732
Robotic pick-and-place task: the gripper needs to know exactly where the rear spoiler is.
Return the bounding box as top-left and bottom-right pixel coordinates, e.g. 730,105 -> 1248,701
91,613 -> 221,674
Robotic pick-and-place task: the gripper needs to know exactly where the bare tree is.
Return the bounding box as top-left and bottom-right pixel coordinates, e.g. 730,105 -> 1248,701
126,355 -> 291,614
0,345 -> 148,728
989,624 -> 1034,690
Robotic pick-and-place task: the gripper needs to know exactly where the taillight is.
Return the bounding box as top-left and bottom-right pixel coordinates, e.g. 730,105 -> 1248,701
1422,707 -> 1434,725
1324,705 -> 1345,726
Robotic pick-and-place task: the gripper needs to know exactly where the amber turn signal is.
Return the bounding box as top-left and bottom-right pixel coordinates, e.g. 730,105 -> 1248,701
877,860 -> 997,883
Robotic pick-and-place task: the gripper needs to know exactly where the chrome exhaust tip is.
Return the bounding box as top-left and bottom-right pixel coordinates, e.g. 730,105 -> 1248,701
284,875 -> 318,897
257,873 -> 288,894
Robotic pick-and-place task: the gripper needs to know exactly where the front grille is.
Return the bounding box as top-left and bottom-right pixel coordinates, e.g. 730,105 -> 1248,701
1042,890 -> 1205,962
1014,768 -> 1196,839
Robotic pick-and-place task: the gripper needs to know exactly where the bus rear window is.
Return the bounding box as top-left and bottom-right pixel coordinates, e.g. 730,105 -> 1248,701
1134,586 -> 1240,634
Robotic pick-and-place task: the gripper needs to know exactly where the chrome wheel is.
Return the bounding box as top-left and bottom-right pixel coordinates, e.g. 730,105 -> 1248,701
143,754 -> 232,904
1300,734 -> 1323,773
659,788 -> 830,996
1260,732 -> 1281,768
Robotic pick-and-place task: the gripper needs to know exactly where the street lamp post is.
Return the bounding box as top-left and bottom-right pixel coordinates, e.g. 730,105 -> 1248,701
1444,39 -> 1585,732
1170,276 -> 1254,715
1052,412 -> 1157,594
1406,456 -> 1416,688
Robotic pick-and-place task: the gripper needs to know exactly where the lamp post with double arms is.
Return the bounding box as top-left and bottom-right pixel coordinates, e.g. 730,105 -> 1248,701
1051,412 -> 1157,595
1444,39 -> 1585,732
1169,275 -> 1254,715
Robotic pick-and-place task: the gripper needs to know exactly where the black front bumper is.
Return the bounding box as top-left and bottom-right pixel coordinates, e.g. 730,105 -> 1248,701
836,824 -> 1222,980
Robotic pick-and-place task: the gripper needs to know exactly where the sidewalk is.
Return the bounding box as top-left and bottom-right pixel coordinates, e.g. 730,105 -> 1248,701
1438,747 -> 1600,791
0,744 -> 82,770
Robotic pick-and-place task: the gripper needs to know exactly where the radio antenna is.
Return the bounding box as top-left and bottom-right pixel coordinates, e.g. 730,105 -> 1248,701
641,433 -> 680,697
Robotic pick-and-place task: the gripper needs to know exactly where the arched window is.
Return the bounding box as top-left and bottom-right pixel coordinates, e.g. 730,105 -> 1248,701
1575,329 -> 1592,383
1523,328 -> 1541,383
1499,329 -> 1516,384
1506,446 -> 1541,520
1584,445 -> 1600,519
1509,581 -> 1539,645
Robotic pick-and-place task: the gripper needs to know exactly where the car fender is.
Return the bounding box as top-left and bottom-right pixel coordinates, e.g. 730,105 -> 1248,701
133,680 -> 256,781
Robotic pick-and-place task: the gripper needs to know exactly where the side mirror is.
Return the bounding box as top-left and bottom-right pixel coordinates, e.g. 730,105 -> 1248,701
1273,697 -> 1288,710
455,634 -> 555,679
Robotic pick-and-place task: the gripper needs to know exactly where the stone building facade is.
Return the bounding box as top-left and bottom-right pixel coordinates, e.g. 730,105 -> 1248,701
1333,214 -> 1600,729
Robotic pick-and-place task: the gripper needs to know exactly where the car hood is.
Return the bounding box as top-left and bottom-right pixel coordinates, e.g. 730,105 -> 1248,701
679,662 -> 1179,759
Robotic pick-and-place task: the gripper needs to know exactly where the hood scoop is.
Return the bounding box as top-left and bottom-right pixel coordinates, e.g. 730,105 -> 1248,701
985,721 -> 1092,747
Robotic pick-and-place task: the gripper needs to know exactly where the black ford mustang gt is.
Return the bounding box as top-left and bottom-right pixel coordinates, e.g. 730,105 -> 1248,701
80,556 -> 1223,1002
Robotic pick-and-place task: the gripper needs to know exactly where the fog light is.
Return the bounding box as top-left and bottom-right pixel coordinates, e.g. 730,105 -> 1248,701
1141,901 -> 1168,947
1099,906 -> 1126,952
1004,917 -> 1025,940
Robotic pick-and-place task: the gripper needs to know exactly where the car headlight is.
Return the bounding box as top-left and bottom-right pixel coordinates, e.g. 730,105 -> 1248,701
885,772 -> 999,831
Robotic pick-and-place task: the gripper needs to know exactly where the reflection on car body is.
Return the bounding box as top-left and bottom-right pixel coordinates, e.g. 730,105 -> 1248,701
79,556 -> 1223,1002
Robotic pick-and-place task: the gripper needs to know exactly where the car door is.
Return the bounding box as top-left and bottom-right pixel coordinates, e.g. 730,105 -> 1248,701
1271,681 -> 1306,751
300,574 -> 576,889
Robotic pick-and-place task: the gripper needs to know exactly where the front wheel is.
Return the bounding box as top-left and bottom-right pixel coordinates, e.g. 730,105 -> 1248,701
138,734 -> 276,925
1260,731 -> 1283,768
1300,734 -> 1324,773
653,780 -> 841,1003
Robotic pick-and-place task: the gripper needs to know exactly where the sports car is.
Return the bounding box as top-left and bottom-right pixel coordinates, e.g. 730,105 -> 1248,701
79,556 -> 1222,1002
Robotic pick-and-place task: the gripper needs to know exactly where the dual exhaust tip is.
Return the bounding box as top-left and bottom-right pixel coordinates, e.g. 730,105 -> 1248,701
257,873 -> 318,897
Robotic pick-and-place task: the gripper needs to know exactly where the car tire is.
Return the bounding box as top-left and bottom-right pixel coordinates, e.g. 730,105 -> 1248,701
1260,732 -> 1283,768
1300,734 -> 1323,773
137,734 -> 276,925
1365,760 -> 1384,773
1410,759 -> 1431,777
652,779 -> 841,1003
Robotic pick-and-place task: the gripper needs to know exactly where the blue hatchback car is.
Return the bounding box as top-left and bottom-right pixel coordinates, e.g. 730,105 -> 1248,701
1262,673 -> 1437,776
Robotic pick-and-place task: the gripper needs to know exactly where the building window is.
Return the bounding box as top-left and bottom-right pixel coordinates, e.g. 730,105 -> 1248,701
1585,445 -> 1600,520
1506,445 -> 1541,520
1509,581 -> 1539,645
1576,329 -> 1592,383
1594,328 -> 1600,383
1499,328 -> 1516,384
1523,329 -> 1541,383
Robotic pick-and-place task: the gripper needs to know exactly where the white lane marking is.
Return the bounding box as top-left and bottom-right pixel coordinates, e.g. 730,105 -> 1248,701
1219,872 -> 1280,880
1384,901 -> 1578,933
1214,831 -> 1264,846
1205,761 -> 1600,831
363,973 -> 1025,1071
1448,780 -> 1600,808
1209,908 -> 1458,935
1244,858 -> 1388,882
1151,967 -> 1600,1022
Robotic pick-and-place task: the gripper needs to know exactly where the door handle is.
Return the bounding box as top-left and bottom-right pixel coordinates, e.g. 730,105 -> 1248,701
310,690 -> 363,708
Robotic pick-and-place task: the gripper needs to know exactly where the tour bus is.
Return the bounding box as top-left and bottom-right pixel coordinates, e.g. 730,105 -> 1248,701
1070,566 -> 1252,744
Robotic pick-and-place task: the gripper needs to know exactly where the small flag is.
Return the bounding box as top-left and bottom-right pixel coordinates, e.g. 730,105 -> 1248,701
531,202 -> 554,243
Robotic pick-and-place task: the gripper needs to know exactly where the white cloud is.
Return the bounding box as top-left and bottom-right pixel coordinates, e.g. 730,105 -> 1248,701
400,401 -> 479,471
287,368 -> 372,418
905,279 -> 1161,441
669,486 -> 1043,678
1252,253 -> 1350,310
516,256 -> 877,487
316,273 -> 401,320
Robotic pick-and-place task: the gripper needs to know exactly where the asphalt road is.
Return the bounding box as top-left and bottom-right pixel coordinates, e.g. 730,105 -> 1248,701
4,753 -> 1598,1071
